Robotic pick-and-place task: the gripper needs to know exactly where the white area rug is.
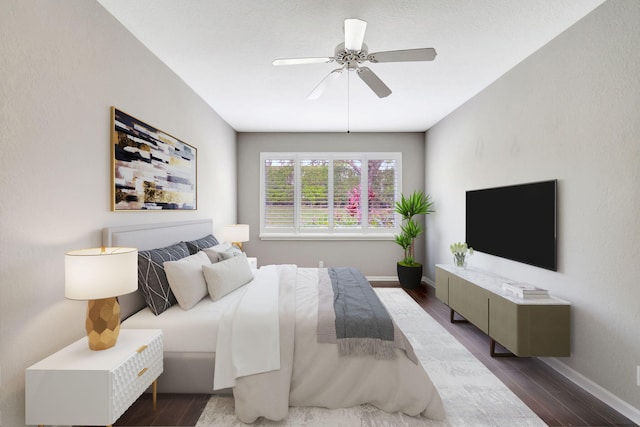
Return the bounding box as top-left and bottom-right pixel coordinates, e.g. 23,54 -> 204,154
196,288 -> 546,426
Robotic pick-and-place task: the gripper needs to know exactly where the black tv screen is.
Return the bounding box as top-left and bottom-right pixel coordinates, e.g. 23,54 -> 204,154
465,180 -> 557,271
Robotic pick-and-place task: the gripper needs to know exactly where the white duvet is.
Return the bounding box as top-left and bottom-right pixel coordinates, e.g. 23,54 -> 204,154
223,265 -> 446,423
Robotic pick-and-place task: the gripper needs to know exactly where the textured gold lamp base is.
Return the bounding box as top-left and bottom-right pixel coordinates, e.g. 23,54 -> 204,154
86,297 -> 121,351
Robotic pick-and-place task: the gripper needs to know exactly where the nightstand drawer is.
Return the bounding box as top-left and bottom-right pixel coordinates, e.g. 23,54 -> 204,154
112,333 -> 163,419
112,333 -> 163,393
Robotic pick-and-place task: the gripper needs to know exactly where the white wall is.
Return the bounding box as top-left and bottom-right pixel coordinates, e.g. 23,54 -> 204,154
237,132 -> 426,277
425,0 -> 640,418
0,2 -> 236,426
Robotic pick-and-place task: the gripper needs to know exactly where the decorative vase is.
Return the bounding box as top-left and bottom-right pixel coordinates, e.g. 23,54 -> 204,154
453,254 -> 467,268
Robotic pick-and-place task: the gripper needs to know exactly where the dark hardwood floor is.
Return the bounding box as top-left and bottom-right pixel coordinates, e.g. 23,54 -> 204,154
115,283 -> 637,426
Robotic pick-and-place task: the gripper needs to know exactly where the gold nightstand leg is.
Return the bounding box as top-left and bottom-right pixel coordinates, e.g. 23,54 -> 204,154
152,379 -> 158,411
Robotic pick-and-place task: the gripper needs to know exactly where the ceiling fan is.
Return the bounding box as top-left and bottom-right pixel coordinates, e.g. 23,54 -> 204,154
272,18 -> 437,100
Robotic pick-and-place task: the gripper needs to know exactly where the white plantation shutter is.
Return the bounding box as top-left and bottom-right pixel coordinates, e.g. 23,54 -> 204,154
368,159 -> 397,229
300,160 -> 329,228
263,159 -> 294,229
260,152 -> 401,238
333,160 -> 362,229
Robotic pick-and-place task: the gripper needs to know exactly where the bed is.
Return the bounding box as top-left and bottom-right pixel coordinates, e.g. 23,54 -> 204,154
103,219 -> 445,423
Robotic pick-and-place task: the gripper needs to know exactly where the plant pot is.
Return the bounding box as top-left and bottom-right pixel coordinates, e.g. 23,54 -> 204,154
397,262 -> 423,289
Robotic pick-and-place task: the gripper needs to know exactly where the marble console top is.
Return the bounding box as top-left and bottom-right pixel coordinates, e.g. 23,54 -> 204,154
436,264 -> 570,305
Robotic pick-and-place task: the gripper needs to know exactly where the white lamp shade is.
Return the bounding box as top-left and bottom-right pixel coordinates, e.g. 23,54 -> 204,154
65,247 -> 138,300
222,224 -> 250,243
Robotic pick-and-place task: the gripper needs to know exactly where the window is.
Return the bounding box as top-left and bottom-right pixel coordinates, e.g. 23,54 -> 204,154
260,152 -> 402,239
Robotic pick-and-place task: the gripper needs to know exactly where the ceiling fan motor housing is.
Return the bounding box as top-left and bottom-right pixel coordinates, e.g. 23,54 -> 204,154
335,42 -> 368,70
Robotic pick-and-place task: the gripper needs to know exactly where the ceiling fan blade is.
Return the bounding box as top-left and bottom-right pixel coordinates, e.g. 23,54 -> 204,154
307,67 -> 344,100
344,18 -> 367,51
273,57 -> 334,66
368,48 -> 437,63
356,67 -> 391,98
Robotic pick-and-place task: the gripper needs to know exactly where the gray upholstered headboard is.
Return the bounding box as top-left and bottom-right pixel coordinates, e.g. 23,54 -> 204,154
102,219 -> 214,319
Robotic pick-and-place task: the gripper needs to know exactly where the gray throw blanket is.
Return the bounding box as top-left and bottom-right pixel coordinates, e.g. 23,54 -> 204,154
323,267 -> 396,360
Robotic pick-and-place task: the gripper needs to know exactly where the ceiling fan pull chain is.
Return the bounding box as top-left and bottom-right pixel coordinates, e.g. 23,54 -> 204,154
347,71 -> 350,134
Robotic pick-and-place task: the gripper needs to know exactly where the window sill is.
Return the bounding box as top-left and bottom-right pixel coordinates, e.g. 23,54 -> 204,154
259,233 -> 396,241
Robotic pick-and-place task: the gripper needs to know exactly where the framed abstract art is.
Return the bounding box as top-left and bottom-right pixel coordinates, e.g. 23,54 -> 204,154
111,107 -> 197,211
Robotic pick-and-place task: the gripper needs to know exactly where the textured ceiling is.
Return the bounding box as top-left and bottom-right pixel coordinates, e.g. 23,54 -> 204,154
97,0 -> 606,132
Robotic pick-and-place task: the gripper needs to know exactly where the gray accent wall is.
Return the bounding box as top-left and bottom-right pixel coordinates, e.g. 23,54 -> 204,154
0,2 -> 236,426
425,0 -> 640,418
237,132 -> 426,277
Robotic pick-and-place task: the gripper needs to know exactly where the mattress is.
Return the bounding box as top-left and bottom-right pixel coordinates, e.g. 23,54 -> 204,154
121,283 -> 248,353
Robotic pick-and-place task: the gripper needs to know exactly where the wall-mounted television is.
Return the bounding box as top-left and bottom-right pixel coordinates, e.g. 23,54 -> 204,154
465,180 -> 557,271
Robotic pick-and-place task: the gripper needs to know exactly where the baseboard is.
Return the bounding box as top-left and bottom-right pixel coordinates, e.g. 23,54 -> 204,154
366,276 -> 436,286
365,276 -> 398,282
540,359 -> 640,424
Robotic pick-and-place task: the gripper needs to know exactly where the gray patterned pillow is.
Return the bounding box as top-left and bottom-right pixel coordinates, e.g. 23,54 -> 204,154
185,234 -> 219,255
138,242 -> 190,315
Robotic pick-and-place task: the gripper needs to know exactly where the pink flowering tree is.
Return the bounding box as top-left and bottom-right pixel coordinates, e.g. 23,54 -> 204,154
347,185 -> 376,222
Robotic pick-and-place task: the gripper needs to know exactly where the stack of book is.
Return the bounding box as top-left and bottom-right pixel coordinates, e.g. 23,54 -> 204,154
501,281 -> 549,299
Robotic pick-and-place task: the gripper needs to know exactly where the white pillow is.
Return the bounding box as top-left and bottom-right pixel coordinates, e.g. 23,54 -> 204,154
163,251 -> 211,310
201,247 -> 221,263
203,253 -> 254,301
203,242 -> 242,262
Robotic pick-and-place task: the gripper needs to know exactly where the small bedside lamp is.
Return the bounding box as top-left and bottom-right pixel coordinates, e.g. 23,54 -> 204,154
222,224 -> 250,251
65,247 -> 138,351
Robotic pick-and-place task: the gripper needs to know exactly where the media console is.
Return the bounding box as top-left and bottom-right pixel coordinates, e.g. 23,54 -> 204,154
435,264 -> 570,357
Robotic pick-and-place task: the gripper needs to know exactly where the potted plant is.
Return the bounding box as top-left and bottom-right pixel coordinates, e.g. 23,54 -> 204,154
394,190 -> 435,288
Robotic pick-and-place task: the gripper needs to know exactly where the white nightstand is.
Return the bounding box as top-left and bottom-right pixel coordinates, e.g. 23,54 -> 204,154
247,256 -> 258,269
26,329 -> 163,427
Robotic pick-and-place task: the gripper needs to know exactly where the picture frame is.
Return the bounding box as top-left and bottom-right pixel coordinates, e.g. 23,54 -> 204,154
111,107 -> 197,211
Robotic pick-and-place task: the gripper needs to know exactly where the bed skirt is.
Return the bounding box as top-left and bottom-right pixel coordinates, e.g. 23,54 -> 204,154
153,352 -> 229,394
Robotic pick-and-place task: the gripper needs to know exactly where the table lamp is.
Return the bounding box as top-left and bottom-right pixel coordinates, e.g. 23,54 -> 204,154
222,224 -> 250,251
65,247 -> 138,351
